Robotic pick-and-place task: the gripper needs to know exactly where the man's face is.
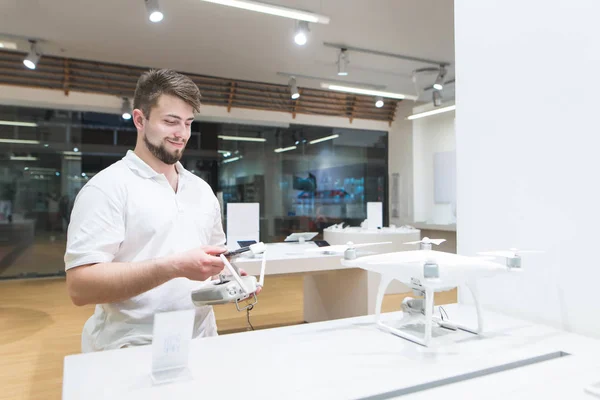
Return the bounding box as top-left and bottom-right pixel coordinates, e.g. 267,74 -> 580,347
140,94 -> 195,165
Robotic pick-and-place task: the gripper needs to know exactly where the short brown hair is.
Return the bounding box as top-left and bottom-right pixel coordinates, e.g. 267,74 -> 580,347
133,69 -> 201,118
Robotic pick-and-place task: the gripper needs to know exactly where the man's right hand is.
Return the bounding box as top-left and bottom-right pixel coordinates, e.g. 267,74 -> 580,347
171,245 -> 227,281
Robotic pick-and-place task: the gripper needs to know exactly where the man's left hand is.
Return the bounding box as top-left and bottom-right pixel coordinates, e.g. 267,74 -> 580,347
239,268 -> 263,296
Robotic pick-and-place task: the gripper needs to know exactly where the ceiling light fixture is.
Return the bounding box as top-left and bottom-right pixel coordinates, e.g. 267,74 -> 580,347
337,49 -> 349,76
199,0 -> 330,23
218,135 -> 266,142
145,0 -> 164,22
0,41 -> 17,50
10,155 -> 38,161
0,120 -> 38,127
121,98 -> 132,120
294,20 -> 309,45
23,41 -> 41,70
323,42 -> 449,67
0,138 -> 40,144
407,105 -> 456,120
375,96 -> 384,108
433,65 -> 447,91
309,134 -> 339,145
320,83 -> 418,101
222,156 -> 242,163
289,77 -> 300,99
274,146 -> 297,153
432,90 -> 442,107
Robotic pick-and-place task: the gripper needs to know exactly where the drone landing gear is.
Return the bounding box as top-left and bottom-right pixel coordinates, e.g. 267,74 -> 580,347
374,276 -> 484,347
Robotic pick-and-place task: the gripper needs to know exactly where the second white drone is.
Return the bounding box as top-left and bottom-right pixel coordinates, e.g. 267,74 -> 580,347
342,237 -> 538,347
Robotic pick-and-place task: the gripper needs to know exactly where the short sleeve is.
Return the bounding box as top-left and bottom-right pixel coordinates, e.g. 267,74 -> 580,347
209,198 -> 226,247
64,185 -> 125,270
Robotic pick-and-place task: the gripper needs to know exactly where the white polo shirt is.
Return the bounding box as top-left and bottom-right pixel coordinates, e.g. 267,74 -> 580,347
65,150 -> 226,352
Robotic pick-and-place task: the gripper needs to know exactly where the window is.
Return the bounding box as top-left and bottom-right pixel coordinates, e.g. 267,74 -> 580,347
0,104 -> 388,279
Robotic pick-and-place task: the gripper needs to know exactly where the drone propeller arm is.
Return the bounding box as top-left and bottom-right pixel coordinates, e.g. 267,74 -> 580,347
220,254 -> 249,294
258,249 -> 267,287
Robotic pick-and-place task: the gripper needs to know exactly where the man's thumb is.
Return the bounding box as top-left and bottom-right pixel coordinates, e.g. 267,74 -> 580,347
202,245 -> 227,255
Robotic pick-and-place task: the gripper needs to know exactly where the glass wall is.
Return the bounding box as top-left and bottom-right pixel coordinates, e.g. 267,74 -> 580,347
217,124 -> 388,243
0,104 -> 387,280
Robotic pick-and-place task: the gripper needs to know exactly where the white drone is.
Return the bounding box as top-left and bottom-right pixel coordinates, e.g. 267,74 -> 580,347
305,241 -> 393,260
341,237 -> 541,347
191,242 -> 267,311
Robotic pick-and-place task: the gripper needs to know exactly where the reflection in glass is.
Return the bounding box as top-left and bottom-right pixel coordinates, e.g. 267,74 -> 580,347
217,124 -> 388,243
0,104 -> 387,279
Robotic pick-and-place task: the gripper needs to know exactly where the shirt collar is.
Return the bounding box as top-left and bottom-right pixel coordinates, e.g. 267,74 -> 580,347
123,150 -> 187,180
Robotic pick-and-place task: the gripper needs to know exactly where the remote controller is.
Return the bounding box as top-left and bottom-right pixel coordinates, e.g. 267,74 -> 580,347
191,243 -> 267,311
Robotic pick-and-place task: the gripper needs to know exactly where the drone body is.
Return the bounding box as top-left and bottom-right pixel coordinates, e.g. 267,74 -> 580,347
340,237 -> 532,347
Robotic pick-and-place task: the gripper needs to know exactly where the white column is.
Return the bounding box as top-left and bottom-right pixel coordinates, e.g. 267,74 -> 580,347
455,0 -> 600,337
387,102 -> 414,226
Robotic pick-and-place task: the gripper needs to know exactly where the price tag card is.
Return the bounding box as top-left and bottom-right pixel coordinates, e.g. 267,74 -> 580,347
367,202 -> 383,229
150,309 -> 195,385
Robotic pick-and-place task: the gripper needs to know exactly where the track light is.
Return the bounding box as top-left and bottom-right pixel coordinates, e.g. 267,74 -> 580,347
145,0 -> 164,22
289,77 -> 300,99
432,91 -> 442,107
433,65 -> 446,91
23,41 -> 41,70
294,20 -> 309,45
375,96 -> 384,108
337,49 -> 349,76
121,98 -> 132,119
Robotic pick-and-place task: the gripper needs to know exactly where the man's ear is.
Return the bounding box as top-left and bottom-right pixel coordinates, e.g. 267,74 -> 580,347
132,109 -> 145,130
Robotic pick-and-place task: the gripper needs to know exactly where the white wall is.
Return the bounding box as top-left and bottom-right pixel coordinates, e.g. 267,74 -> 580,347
412,103 -> 456,224
455,0 -> 600,338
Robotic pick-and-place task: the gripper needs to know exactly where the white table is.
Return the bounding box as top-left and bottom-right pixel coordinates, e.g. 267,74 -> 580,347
62,303 -> 600,400
234,241 -> 412,323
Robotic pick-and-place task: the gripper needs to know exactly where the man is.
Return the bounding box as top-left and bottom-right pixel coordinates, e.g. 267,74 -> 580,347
65,69 -> 233,352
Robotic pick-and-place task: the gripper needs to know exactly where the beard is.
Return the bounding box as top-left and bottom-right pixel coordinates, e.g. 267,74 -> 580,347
143,134 -> 185,165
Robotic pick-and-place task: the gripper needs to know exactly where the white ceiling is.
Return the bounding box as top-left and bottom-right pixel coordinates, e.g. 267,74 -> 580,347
0,0 -> 455,103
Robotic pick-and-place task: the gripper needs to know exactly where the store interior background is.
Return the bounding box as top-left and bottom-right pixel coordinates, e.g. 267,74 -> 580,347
0,0 -> 457,280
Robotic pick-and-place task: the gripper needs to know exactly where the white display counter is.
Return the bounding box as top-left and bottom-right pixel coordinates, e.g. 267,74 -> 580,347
234,241 -> 408,323
324,225 -> 421,250
62,303 -> 600,400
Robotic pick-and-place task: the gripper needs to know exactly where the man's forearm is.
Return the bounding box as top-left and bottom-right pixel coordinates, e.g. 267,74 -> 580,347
66,256 -> 180,306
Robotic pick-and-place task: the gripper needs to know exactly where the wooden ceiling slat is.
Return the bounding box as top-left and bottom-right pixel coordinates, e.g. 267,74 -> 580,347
0,49 -> 398,123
